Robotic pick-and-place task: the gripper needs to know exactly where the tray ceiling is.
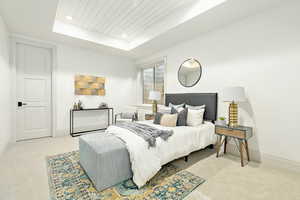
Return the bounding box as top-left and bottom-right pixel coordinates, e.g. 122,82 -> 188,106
53,0 -> 227,50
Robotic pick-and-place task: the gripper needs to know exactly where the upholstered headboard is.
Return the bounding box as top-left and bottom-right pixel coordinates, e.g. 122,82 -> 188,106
165,93 -> 218,122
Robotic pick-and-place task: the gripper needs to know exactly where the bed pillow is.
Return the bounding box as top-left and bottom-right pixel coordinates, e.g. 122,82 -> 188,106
171,107 -> 188,126
186,104 -> 205,110
168,103 -> 185,109
160,114 -> 178,127
187,108 -> 205,126
159,106 -> 171,114
153,112 -> 163,124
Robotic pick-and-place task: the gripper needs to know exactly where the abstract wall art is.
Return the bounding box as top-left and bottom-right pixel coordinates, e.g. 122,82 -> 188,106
75,75 -> 105,96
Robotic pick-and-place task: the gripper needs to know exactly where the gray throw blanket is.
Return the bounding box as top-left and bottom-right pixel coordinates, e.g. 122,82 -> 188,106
115,122 -> 173,147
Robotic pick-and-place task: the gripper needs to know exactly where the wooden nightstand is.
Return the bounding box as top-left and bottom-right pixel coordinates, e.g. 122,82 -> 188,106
145,114 -> 155,120
215,125 -> 253,167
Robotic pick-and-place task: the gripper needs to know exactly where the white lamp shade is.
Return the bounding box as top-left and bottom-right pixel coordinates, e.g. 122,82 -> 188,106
149,91 -> 161,101
222,87 -> 246,102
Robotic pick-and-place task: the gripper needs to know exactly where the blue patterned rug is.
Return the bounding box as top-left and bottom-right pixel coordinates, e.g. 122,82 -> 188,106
47,151 -> 205,200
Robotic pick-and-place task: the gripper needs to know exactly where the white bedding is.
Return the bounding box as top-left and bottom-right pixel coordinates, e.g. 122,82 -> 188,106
106,121 -> 216,188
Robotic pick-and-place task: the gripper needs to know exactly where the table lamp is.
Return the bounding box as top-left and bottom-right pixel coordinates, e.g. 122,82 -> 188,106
222,87 -> 246,127
149,91 -> 161,113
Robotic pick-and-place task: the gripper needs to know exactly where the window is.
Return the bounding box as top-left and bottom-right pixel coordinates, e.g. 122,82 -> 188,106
143,61 -> 165,105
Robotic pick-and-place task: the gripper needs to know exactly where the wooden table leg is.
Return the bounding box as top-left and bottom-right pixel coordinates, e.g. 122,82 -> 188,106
245,140 -> 250,161
239,140 -> 244,167
216,135 -> 222,158
224,136 -> 228,154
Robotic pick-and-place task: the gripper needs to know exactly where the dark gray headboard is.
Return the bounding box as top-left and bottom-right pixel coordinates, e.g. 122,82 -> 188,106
165,93 -> 218,121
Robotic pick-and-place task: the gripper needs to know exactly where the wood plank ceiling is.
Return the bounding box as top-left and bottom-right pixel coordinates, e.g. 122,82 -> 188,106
55,0 -> 197,42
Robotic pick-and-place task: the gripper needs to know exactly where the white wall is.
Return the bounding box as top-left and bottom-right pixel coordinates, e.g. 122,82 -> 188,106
0,16 -> 11,154
136,2 -> 300,163
55,45 -> 137,135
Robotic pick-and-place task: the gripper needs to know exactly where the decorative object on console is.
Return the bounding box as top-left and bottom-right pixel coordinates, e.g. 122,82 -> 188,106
77,100 -> 83,110
178,58 -> 202,88
98,102 -> 108,109
149,90 -> 161,113
222,87 -> 246,127
73,102 -> 78,110
75,74 -> 105,96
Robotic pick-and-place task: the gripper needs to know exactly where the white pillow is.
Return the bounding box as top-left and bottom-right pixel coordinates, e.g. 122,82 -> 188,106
159,106 -> 171,114
186,104 -> 205,110
187,108 -> 205,126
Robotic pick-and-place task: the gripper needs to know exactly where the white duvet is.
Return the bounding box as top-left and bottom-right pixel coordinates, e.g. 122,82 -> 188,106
106,121 -> 216,188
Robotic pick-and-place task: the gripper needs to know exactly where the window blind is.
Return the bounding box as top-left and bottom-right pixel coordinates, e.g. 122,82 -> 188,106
142,60 -> 165,105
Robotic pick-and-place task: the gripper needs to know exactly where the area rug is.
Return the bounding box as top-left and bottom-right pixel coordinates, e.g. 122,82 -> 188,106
46,151 -> 205,200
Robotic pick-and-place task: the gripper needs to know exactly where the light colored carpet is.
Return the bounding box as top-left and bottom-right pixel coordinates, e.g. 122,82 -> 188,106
0,136 -> 299,200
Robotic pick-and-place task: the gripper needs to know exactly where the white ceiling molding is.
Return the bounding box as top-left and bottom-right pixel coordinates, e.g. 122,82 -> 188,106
53,0 -> 227,51
137,56 -> 167,69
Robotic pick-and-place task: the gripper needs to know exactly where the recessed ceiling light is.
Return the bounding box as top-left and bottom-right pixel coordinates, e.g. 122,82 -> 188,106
121,33 -> 127,38
66,16 -> 73,20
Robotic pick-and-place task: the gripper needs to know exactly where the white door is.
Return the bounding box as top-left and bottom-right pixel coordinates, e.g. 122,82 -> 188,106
16,43 -> 52,141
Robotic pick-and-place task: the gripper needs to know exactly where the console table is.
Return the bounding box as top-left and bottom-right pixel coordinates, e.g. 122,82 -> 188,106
70,108 -> 114,137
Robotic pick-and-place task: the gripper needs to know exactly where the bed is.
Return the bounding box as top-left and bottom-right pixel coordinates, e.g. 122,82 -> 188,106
79,93 -> 218,191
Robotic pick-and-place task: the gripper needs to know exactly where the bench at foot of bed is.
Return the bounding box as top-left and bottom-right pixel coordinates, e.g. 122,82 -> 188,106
79,133 -> 133,191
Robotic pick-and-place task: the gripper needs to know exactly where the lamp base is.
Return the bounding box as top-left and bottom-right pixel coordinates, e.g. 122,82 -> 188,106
152,100 -> 158,114
229,102 -> 238,127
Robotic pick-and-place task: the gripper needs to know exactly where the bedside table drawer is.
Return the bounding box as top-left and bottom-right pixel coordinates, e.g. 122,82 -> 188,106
215,127 -> 245,139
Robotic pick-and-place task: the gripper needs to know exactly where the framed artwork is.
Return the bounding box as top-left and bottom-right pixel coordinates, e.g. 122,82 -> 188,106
75,75 -> 105,96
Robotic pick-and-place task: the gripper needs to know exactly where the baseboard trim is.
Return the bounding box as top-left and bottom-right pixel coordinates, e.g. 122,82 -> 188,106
225,143 -> 300,173
55,129 -> 69,137
261,153 -> 300,173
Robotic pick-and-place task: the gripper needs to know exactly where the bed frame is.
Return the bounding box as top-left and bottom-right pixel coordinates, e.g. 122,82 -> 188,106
80,93 -> 219,191
165,93 -> 218,162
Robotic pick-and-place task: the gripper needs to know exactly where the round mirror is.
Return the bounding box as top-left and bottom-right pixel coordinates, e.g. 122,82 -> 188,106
178,58 -> 202,87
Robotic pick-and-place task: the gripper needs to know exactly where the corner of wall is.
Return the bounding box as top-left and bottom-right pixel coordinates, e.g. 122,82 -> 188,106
0,15 -> 13,155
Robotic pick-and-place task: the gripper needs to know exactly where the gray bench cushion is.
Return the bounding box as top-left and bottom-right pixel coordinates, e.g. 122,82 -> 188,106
79,133 -> 132,191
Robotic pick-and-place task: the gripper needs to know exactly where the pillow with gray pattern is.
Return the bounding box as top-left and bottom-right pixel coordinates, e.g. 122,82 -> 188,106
171,107 -> 188,126
153,112 -> 163,124
168,103 -> 185,109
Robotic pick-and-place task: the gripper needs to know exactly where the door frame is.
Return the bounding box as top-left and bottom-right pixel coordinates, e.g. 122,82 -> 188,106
11,35 -> 58,142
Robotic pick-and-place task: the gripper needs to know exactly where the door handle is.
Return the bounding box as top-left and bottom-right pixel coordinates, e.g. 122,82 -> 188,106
18,102 -> 27,107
